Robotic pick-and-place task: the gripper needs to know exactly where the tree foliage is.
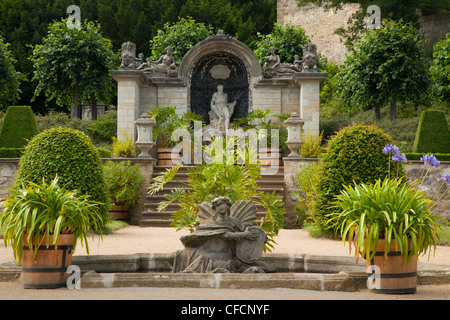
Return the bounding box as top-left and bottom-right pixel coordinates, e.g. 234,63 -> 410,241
30,19 -> 117,118
335,20 -> 430,121
0,36 -> 24,109
149,18 -> 213,66
430,33 -> 450,103
254,23 -> 311,66
0,0 -> 277,113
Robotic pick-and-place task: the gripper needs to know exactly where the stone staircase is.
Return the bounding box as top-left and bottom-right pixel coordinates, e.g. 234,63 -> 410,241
140,165 -> 285,227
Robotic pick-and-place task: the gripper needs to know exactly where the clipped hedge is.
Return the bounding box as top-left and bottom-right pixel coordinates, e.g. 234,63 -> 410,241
0,106 -> 38,148
0,148 -> 24,158
313,124 -> 398,232
413,110 -> 450,154
404,153 -> 450,162
14,127 -> 110,220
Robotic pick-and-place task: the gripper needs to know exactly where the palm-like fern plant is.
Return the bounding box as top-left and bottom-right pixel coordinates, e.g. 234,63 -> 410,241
149,105 -> 203,148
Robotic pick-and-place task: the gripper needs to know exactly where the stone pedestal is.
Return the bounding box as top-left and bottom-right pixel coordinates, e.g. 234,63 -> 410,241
110,71 -> 146,142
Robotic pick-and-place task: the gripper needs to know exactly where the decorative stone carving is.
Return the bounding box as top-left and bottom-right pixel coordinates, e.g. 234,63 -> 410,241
301,43 -> 318,72
284,112 -> 305,158
120,41 -> 140,70
135,113 -> 155,158
138,46 -> 178,77
172,197 -> 270,273
210,64 -> 231,80
262,47 -> 300,78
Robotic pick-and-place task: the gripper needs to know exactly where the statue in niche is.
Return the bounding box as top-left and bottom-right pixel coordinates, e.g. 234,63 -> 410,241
120,42 -> 139,69
172,197 -> 270,274
262,47 -> 300,78
209,85 -> 237,132
138,46 -> 178,77
301,43 -> 318,72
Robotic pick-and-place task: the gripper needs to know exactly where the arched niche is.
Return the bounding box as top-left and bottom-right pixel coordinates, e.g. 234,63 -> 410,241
179,34 -> 262,125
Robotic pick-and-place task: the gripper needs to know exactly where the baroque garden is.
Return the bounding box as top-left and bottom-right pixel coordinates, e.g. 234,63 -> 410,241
0,1 -> 449,301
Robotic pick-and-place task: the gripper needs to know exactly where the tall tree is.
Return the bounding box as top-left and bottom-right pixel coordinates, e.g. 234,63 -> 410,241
336,20 -> 430,121
30,19 -> 117,119
430,33 -> 450,104
0,36 -> 24,109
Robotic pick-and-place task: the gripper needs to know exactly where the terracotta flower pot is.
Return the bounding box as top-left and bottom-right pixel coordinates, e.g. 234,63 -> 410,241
108,205 -> 130,220
366,239 -> 417,294
22,234 -> 74,289
157,147 -> 182,166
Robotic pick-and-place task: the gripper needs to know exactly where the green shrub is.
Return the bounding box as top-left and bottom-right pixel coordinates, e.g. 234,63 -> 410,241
103,161 -> 145,208
413,110 -> 450,154
97,148 -> 112,158
0,106 -> 38,148
14,127 -> 110,220
0,148 -> 24,158
112,135 -> 135,157
313,124 -> 398,231
87,111 -> 117,143
404,153 -> 450,161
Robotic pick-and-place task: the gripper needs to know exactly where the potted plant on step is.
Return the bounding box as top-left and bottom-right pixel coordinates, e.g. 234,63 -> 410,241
149,105 -> 202,166
329,147 -> 447,294
0,177 -> 104,289
231,109 -> 289,166
103,160 -> 145,220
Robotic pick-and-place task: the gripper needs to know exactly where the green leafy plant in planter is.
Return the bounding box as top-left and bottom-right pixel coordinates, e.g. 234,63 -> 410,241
0,177 -> 103,288
149,105 -> 203,165
103,160 -> 145,220
230,109 -> 290,165
328,146 -> 448,294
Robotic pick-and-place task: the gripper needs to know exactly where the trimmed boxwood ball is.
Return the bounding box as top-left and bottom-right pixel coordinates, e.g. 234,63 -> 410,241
313,123 -> 401,232
15,127 -> 110,220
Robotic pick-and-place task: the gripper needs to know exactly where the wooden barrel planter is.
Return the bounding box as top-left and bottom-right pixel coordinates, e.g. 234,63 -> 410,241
108,205 -> 129,221
157,147 -> 182,166
258,148 -> 282,166
22,234 -> 74,289
366,239 -> 417,294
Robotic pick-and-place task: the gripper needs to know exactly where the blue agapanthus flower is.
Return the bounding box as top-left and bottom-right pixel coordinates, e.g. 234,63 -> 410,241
382,144 -> 399,155
420,154 -> 440,167
437,174 -> 450,186
392,154 -> 407,163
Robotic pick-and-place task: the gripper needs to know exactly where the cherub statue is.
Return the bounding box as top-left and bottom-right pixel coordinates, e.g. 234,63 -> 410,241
172,197 -> 269,273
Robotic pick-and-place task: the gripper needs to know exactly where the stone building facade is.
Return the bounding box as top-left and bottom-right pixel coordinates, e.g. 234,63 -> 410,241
111,32 -> 327,142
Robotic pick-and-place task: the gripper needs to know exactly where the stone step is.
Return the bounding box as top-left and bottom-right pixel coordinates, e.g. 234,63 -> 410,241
141,164 -> 285,227
139,211 -> 267,228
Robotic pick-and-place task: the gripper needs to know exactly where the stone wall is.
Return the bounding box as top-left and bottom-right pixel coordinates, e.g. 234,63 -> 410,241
278,1 -> 450,63
277,0 -> 359,62
419,13 -> 450,53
